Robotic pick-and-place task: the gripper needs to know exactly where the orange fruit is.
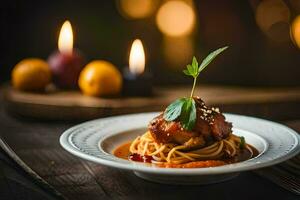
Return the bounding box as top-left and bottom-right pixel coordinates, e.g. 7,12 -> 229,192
12,58 -> 51,91
78,60 -> 122,96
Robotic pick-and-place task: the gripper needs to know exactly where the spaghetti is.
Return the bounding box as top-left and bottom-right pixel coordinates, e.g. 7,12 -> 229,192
129,131 -> 254,165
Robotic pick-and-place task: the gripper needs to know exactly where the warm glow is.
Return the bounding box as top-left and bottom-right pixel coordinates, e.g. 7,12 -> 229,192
291,15 -> 300,48
156,0 -> 195,37
255,0 -> 290,42
58,20 -> 73,54
118,0 -> 158,19
129,39 -> 145,75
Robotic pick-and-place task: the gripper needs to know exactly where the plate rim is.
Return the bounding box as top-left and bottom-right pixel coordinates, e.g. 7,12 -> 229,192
60,112 -> 300,175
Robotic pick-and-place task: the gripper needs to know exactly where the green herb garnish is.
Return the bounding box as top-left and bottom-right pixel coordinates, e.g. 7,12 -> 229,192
239,136 -> 245,149
163,46 -> 228,130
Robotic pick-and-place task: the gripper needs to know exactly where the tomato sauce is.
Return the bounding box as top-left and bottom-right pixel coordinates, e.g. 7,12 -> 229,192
129,153 -> 153,163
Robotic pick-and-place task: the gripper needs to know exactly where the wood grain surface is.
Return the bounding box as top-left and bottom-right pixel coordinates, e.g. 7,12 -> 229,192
3,84 -> 300,120
0,87 -> 300,200
0,109 -> 299,200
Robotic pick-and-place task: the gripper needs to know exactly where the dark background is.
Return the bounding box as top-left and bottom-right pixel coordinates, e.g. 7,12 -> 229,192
1,0 -> 300,86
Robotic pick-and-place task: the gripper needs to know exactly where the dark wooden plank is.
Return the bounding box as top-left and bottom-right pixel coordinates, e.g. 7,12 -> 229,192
84,162 -> 139,199
0,144 -> 60,200
119,170 -> 297,200
0,104 -> 108,199
10,150 -> 107,199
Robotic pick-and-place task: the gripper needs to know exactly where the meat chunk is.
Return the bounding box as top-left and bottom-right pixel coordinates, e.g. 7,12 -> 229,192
148,97 -> 232,146
210,113 -> 232,141
149,114 -> 199,144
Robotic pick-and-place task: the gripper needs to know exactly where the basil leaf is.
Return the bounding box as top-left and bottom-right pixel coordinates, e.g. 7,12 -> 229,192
192,56 -> 199,75
163,98 -> 185,121
198,46 -> 228,73
183,69 -> 191,76
187,64 -> 194,74
180,98 -> 196,131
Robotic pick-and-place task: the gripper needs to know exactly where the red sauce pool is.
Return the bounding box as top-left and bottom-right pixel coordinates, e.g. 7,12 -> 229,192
129,153 -> 153,163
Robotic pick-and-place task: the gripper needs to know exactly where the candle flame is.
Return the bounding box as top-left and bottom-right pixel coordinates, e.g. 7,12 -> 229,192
58,20 -> 73,54
129,39 -> 145,75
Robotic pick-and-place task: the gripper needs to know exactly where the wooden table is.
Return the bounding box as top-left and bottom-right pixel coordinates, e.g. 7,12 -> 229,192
0,87 -> 299,199
3,85 -> 300,120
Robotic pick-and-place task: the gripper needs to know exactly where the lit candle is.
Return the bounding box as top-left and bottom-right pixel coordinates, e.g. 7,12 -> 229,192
122,39 -> 152,96
48,20 -> 85,89
129,39 -> 145,75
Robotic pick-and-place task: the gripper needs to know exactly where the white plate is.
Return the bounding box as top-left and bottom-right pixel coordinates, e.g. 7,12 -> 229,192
60,113 -> 300,184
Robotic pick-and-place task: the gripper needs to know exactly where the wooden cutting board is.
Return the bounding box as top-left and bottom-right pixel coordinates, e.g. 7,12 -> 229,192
2,84 -> 300,121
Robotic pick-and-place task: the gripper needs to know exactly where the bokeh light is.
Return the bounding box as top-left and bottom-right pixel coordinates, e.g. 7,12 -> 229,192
117,0 -> 159,19
156,0 -> 196,37
255,0 -> 290,42
163,36 -> 194,69
291,15 -> 300,48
